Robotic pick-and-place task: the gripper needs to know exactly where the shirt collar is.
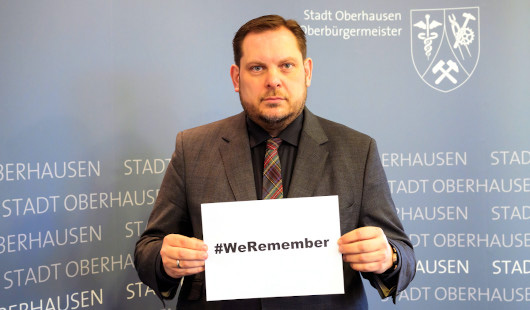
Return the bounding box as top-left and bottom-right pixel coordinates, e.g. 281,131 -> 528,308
246,111 -> 304,148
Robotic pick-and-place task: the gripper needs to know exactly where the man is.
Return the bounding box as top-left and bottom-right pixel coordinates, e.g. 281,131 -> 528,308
135,15 -> 415,309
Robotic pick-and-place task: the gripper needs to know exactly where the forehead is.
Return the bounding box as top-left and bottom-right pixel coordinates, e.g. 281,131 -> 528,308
240,27 -> 303,62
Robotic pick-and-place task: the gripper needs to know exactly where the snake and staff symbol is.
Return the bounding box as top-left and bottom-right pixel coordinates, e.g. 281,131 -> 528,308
413,14 -> 442,60
448,12 -> 476,59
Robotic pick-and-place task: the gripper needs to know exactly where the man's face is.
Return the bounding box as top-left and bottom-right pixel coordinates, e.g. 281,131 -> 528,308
230,27 -> 313,135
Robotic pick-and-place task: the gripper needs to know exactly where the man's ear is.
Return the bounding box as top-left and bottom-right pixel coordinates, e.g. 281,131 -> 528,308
230,64 -> 240,92
304,58 -> 313,87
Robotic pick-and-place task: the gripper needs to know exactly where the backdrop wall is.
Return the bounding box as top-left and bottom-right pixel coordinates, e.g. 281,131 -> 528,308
1,1 -> 529,309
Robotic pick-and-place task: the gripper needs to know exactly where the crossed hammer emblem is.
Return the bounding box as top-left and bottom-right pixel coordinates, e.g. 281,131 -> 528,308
432,60 -> 459,84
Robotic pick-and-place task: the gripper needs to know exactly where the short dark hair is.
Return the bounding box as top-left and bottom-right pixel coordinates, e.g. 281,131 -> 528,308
232,15 -> 307,67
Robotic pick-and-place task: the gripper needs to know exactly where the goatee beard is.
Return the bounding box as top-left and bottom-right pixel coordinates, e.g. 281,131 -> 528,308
258,109 -> 292,125
239,88 -> 306,133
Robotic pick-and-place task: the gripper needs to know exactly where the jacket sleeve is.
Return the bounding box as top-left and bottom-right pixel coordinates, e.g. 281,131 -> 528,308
358,138 -> 416,302
134,131 -> 193,301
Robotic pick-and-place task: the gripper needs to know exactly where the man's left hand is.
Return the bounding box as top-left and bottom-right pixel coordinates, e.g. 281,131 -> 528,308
337,226 -> 393,274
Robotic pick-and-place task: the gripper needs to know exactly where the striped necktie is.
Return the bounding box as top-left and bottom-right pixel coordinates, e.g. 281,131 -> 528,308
262,138 -> 283,199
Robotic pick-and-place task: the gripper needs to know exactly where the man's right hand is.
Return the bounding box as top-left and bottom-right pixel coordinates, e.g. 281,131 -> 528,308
160,234 -> 208,279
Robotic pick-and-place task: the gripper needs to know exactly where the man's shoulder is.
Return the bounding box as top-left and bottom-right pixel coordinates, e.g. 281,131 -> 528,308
180,112 -> 245,140
308,111 -> 373,144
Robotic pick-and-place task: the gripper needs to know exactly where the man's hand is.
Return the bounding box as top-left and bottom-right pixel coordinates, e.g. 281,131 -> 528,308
160,234 -> 208,279
337,227 -> 393,274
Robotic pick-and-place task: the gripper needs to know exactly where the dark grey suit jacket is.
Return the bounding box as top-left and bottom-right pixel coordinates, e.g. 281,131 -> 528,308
135,108 -> 415,309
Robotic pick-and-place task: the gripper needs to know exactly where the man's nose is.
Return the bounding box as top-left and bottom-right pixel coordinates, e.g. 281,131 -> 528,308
266,69 -> 281,88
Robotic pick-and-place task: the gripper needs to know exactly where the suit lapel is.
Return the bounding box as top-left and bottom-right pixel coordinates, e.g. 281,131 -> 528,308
217,109 -> 327,200
288,109 -> 329,198
218,113 -> 257,201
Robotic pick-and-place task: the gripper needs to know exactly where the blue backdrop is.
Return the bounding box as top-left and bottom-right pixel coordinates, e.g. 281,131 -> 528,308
1,1 -> 529,309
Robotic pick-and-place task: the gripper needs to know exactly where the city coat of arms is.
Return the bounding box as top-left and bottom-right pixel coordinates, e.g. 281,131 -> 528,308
411,7 -> 480,93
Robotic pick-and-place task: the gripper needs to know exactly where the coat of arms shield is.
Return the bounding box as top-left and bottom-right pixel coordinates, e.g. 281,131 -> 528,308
411,7 -> 480,93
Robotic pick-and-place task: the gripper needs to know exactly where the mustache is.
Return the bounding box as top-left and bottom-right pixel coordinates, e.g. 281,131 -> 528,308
260,90 -> 288,101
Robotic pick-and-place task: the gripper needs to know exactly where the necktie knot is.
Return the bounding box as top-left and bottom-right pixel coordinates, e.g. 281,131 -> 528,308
266,137 -> 282,150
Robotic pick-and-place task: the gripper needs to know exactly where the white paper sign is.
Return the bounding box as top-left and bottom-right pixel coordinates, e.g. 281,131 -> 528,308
201,195 -> 344,301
